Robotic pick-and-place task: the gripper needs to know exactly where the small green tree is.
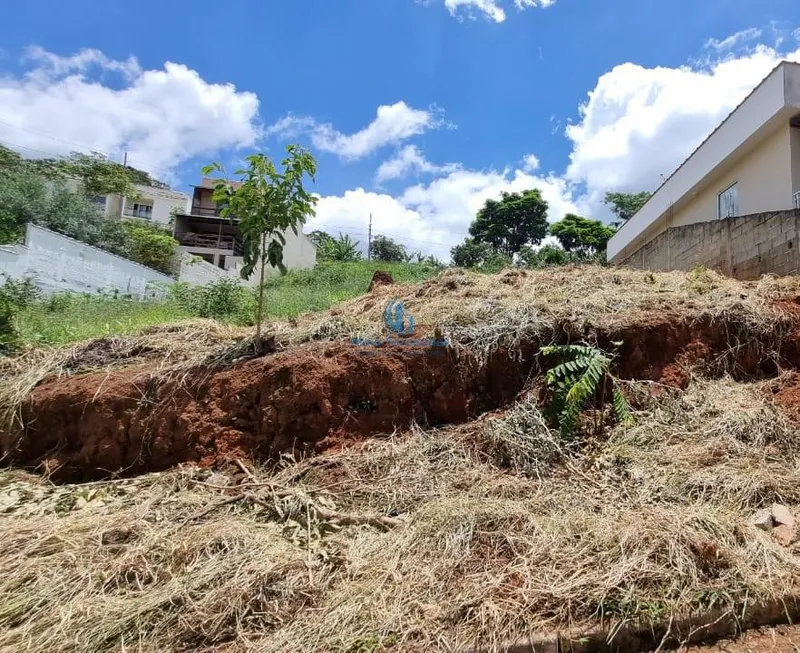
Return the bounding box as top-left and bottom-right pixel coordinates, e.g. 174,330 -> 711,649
370,234 -> 407,262
518,243 -> 570,268
451,237 -> 511,271
604,191 -> 652,227
550,214 -> 616,260
469,190 -> 549,257
313,231 -> 362,262
203,145 -> 318,350
122,220 -> 179,273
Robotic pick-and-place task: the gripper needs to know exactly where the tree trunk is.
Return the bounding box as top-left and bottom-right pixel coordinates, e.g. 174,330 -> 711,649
255,232 -> 267,353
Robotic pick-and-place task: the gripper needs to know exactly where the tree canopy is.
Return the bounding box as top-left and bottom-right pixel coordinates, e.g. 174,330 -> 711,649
450,238 -> 512,271
310,230 -> 362,262
604,191 -> 652,227
469,190 -> 549,257
370,234 -> 407,262
549,214 -> 616,259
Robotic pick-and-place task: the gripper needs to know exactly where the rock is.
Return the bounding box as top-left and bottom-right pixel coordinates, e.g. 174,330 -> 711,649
207,472 -> 232,487
772,503 -> 795,529
773,524 -> 795,547
368,271 -> 394,292
753,508 -> 774,530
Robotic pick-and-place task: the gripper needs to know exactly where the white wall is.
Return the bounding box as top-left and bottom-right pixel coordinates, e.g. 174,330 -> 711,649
111,185 -> 191,225
0,224 -> 173,298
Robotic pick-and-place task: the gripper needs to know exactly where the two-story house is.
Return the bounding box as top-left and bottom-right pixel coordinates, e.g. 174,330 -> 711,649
172,178 -> 317,275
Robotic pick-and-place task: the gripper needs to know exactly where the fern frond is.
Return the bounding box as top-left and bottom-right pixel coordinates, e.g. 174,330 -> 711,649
612,388 -> 633,425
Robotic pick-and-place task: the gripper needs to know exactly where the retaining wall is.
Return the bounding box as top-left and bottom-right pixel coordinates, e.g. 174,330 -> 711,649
618,209 -> 800,279
0,224 -> 174,297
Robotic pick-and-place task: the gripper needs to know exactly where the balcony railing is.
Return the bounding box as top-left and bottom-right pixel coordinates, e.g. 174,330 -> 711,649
189,205 -> 222,217
794,191 -> 800,210
179,232 -> 242,254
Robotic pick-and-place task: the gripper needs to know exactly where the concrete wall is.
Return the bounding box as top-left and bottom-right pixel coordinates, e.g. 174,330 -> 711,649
0,224 -> 173,297
176,252 -> 231,286
619,209 -> 800,280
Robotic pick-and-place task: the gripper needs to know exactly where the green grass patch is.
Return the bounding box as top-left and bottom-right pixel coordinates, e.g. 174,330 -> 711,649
11,261 -> 440,348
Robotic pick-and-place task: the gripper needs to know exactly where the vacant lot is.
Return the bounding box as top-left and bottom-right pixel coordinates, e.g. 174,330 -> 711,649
3,265 -> 800,652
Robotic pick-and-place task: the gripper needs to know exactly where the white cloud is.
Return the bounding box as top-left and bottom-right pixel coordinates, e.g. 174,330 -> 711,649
269,102 -> 444,161
704,27 -> 763,52
313,162 -> 580,260
565,42 -> 800,216
521,153 -> 540,172
0,47 -> 261,177
375,145 -> 460,182
435,0 -> 555,23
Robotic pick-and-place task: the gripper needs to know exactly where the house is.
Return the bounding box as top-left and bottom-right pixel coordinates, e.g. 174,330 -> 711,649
95,185 -> 191,226
608,60 -> 800,279
172,178 -> 317,276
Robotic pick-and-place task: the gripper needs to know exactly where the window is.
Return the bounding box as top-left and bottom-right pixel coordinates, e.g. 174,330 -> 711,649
131,203 -> 153,220
718,183 -> 739,219
89,195 -> 107,210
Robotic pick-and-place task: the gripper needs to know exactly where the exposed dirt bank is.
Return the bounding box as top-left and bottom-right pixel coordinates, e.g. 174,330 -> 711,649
4,307 -> 799,481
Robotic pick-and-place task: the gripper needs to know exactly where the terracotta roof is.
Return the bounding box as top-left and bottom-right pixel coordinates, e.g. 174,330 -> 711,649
198,177 -> 243,190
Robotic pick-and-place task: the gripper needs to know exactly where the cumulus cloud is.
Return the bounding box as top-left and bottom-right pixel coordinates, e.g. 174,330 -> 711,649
565,42 -> 800,215
433,0 -> 555,23
313,162 -> 580,260
0,48 -> 261,178
375,145 -> 461,182
268,102 -> 445,161
520,153 -> 540,172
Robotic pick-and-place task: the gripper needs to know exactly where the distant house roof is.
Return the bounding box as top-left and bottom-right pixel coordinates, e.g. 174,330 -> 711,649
196,177 -> 242,190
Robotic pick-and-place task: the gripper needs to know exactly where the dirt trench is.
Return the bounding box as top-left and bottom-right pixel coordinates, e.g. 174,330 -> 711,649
4,311 -> 800,481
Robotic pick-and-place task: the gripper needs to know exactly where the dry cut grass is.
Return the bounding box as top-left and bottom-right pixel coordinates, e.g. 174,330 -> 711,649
2,377 -> 800,651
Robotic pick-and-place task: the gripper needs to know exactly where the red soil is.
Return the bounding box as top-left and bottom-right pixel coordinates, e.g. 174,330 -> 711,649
4,309 -> 798,481
367,270 -> 394,291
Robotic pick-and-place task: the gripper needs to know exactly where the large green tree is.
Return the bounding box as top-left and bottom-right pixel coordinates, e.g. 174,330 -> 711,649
604,191 -> 652,227
204,145 -> 318,349
550,214 -> 616,259
469,190 -> 549,257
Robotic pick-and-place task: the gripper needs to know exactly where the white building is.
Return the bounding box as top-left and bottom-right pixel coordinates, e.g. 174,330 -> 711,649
608,60 -> 800,266
96,185 -> 191,226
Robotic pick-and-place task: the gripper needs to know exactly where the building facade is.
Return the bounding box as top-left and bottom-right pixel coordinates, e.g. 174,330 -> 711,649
97,185 -> 191,226
172,178 -> 317,278
608,61 -> 800,272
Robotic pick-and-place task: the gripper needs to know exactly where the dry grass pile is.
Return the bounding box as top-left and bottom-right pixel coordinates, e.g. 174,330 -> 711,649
2,377 -> 800,651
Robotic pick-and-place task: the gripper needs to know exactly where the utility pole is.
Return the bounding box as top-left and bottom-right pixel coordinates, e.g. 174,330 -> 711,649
123,152 -> 128,167
368,213 -> 373,261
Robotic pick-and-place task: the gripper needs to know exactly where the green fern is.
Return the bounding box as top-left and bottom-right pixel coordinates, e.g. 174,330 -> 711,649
540,343 -> 632,437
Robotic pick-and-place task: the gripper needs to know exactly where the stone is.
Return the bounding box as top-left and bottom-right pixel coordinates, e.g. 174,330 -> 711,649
771,503 -> 795,529
773,524 -> 794,547
752,508 -> 774,531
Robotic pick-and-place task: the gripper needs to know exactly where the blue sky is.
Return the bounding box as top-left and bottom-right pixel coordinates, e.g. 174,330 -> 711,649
1,0 -> 800,259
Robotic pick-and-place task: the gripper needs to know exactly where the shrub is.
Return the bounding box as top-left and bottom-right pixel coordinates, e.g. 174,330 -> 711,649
0,276 -> 40,354
168,279 -> 255,323
122,220 -> 179,274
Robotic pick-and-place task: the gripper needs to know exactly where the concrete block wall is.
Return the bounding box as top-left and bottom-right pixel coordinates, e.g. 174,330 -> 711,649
0,224 -> 174,298
619,209 -> 800,280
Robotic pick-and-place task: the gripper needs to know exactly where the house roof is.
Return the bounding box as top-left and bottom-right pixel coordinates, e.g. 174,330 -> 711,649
196,177 -> 243,190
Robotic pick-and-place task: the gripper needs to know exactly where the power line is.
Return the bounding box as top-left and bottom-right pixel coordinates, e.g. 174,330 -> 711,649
0,118 -> 114,158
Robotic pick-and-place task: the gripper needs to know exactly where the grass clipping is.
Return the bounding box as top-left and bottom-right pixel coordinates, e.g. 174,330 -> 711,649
2,377 -> 800,651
